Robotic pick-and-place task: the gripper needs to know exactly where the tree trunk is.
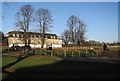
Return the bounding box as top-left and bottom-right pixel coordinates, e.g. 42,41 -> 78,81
41,35 -> 45,48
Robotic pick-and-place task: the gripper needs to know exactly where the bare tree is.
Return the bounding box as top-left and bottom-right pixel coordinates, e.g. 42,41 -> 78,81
76,22 -> 87,46
66,15 -> 80,46
61,29 -> 70,46
35,8 -> 53,48
15,5 -> 34,46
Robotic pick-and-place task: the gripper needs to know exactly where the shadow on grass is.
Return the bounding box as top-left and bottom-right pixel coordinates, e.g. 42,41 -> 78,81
2,55 -> 29,73
2,59 -> 120,80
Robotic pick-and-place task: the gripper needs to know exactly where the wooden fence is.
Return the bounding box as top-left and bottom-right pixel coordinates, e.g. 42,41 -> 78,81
29,48 -> 102,57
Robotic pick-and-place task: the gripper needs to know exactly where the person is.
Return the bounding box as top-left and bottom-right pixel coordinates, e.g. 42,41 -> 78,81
103,43 -> 107,52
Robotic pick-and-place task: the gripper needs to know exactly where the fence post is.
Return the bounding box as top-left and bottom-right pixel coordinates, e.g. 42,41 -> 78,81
72,51 -> 74,57
22,49 -> 24,54
86,49 -> 87,56
92,51 -> 93,56
26,49 -> 28,54
64,50 -> 66,57
35,49 -> 36,55
57,50 -> 59,56
45,49 -> 46,56
79,51 -> 80,56
8,48 -> 9,51
100,51 -> 101,56
97,51 -> 98,56
40,49 -> 41,56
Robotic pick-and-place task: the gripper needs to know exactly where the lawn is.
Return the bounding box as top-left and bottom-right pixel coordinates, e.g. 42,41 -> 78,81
2,55 -> 119,80
8,56 -> 59,69
2,55 -> 18,67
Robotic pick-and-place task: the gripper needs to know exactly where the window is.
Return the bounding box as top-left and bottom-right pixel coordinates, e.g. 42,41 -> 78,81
13,34 -> 15,37
17,40 -> 19,44
26,39 -> 28,44
31,40 -> 32,44
53,41 -> 55,44
13,40 -> 15,44
34,40 -> 36,44
57,41 -> 59,44
60,41 -> 62,44
21,34 -> 23,37
21,40 -> 23,44
38,40 -> 40,44
17,34 -> 19,37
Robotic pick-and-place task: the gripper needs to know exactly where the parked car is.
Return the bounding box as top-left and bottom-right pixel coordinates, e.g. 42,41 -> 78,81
10,44 -> 21,51
21,45 -> 31,51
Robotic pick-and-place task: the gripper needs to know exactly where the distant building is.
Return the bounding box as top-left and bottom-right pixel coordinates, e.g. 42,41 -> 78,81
6,31 -> 62,48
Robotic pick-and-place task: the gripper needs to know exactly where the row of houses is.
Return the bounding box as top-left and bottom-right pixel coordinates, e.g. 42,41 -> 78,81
4,31 -> 62,48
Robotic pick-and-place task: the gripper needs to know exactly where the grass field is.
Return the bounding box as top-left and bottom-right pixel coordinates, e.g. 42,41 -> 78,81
2,55 -> 119,80
2,55 -> 18,67
2,47 -> 120,80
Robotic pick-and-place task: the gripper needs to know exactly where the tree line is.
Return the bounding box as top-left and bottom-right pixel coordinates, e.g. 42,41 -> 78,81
14,5 -> 87,48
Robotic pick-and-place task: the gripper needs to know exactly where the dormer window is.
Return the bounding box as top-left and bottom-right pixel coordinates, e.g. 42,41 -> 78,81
21,34 -> 23,37
17,34 -> 19,37
13,34 -> 15,37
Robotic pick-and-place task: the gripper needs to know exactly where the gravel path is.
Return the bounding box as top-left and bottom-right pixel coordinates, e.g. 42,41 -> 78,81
63,56 -> 119,64
64,51 -> 120,64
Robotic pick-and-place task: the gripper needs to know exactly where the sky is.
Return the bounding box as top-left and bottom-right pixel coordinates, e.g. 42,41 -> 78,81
1,2 -> 118,43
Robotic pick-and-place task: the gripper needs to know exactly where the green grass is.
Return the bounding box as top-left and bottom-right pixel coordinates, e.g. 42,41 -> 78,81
8,57 -> 59,69
109,47 -> 120,51
2,55 -> 18,67
2,56 -> 119,80
2,47 -> 119,80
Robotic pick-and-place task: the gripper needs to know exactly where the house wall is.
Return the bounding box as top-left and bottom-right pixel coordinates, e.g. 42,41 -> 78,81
8,37 -> 62,48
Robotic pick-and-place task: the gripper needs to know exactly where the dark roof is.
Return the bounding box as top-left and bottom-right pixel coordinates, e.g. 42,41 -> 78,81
7,31 -> 57,36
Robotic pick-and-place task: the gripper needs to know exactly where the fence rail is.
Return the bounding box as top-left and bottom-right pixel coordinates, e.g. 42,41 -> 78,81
3,46 -> 102,57
27,48 -> 102,57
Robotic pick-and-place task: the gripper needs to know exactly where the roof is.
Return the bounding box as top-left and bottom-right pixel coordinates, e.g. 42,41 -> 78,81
7,31 -> 57,36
